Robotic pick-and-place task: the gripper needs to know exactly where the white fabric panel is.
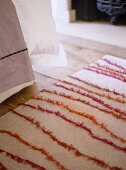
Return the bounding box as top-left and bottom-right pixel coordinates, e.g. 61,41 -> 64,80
12,0 -> 67,67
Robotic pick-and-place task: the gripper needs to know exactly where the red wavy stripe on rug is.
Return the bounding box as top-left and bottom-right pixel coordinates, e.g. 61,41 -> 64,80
0,162 -> 7,170
101,58 -> 126,71
95,63 -> 126,75
59,79 -> 125,104
55,83 -> 126,118
11,108 -> 123,170
68,75 -> 126,99
0,149 -> 47,170
22,103 -> 126,153
33,96 -> 126,144
0,130 -> 67,170
90,65 -> 126,80
85,67 -> 126,83
41,89 -> 126,122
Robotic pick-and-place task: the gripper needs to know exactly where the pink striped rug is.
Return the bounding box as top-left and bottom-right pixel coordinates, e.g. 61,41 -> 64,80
0,55 -> 126,170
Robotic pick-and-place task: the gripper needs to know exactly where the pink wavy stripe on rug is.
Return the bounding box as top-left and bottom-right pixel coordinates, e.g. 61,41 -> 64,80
0,149 -> 47,170
0,130 -> 67,170
68,75 -> 126,98
33,96 -> 126,144
21,103 -> 126,153
95,63 -> 126,75
101,58 -> 126,71
54,83 -> 126,118
41,89 -> 126,122
59,79 -> 126,104
88,65 -> 126,80
0,162 -> 7,170
85,67 -> 126,83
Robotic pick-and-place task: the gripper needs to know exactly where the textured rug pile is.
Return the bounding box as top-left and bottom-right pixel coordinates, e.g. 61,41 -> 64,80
0,55 -> 126,170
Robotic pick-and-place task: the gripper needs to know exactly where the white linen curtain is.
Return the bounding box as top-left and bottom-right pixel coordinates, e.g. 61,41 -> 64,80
12,0 -> 67,67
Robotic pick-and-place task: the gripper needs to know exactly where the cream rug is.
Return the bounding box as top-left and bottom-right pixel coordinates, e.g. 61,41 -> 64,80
0,55 -> 126,170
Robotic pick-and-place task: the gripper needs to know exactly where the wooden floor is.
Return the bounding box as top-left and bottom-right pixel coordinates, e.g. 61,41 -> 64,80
0,36 -> 125,117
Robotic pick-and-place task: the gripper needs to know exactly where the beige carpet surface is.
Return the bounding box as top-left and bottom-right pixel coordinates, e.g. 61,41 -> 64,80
0,55 -> 126,170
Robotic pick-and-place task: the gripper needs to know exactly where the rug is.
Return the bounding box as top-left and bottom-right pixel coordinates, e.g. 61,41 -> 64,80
0,55 -> 126,170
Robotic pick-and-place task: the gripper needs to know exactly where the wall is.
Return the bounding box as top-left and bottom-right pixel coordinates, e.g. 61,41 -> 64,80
51,0 -> 76,22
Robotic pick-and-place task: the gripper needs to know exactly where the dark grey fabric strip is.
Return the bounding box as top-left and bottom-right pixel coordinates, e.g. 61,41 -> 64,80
0,48 -> 27,60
